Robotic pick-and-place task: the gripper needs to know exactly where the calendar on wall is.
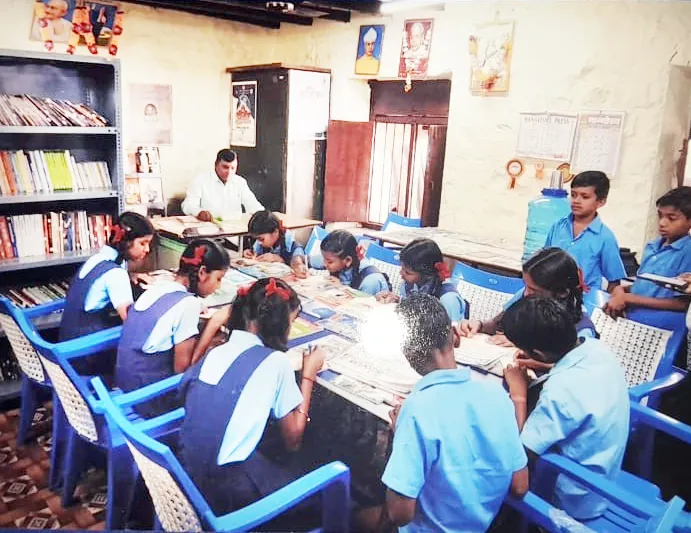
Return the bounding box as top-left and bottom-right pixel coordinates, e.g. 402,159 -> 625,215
571,111 -> 626,177
516,112 -> 578,161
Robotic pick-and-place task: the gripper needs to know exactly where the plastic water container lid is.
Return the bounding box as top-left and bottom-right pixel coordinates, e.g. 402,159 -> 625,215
542,169 -> 568,197
541,188 -> 568,198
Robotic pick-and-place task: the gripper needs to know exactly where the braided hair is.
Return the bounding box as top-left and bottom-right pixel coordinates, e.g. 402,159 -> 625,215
109,212 -> 154,264
178,239 -> 230,296
247,210 -> 286,253
320,230 -> 361,273
400,238 -> 448,296
229,277 -> 301,352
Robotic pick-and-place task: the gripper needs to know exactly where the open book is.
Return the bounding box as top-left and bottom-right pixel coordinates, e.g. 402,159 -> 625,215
454,334 -> 517,370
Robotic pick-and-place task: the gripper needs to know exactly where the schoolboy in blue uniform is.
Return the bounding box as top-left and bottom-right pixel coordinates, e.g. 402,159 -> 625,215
606,186 -> 691,317
320,229 -> 390,296
115,240 -> 230,418
376,238 -> 466,324
178,278 -> 325,522
545,171 -> 626,292
371,293 -> 528,532
503,295 -> 630,521
243,210 -> 307,278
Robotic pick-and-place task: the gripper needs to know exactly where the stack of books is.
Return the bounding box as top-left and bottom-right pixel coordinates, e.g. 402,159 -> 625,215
0,280 -> 68,308
0,212 -> 112,259
0,94 -> 109,127
0,150 -> 112,196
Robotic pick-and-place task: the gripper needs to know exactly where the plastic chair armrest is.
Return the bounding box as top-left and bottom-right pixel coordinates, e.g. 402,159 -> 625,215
506,492 -> 593,531
23,298 -> 66,318
112,374 -> 184,408
53,326 -> 122,360
630,402 -> 691,446
539,454 -> 660,517
629,371 -> 687,402
135,407 -> 185,438
210,462 -> 350,532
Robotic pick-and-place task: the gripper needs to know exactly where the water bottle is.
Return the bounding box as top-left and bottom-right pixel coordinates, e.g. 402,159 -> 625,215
522,170 -> 571,262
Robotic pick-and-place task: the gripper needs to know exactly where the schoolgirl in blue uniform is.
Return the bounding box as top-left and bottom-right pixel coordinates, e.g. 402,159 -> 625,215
377,238 -> 465,323
243,210 -> 307,277
320,229 -> 390,296
115,239 -> 230,418
59,212 -> 154,375
178,277 -> 325,519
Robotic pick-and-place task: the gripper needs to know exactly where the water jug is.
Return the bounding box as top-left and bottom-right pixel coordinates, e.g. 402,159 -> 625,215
522,171 -> 571,262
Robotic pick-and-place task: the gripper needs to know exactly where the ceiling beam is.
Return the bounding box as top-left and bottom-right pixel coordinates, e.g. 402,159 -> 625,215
200,0 -> 315,25
317,1 -> 381,14
299,2 -> 351,22
123,0 -> 282,29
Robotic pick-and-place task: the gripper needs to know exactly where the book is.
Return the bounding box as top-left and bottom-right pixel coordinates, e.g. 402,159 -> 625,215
454,334 -> 517,369
231,258 -> 293,279
317,314 -> 361,342
0,279 -> 68,308
152,216 -> 221,238
285,334 -> 353,371
288,317 -> 324,342
301,299 -> 337,320
0,94 -> 108,127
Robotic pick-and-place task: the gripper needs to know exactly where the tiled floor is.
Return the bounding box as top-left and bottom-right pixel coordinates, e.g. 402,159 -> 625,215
0,406 -> 106,530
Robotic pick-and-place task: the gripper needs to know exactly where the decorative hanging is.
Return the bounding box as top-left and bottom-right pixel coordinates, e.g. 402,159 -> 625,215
33,0 -> 57,52
67,1 -> 97,55
506,158 -> 524,190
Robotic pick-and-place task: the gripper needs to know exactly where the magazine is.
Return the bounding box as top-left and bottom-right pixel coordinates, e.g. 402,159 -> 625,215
285,334 -> 353,371
454,334 -> 517,369
301,299 -> 337,320
288,317 -> 324,342
317,314 -> 361,342
231,258 -> 293,279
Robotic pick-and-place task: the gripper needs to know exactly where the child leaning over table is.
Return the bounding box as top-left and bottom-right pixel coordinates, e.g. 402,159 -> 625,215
605,186 -> 691,317
359,293 -> 528,532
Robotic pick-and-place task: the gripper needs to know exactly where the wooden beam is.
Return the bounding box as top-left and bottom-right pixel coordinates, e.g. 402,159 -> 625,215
300,2 -> 351,22
226,63 -> 331,74
201,0 -> 315,25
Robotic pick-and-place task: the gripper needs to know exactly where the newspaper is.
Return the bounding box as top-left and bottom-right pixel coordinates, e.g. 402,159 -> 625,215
317,314 -> 361,342
231,258 -> 293,279
286,334 -> 353,371
454,334 -> 517,369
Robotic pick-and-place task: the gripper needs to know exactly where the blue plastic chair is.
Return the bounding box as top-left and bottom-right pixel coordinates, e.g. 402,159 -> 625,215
305,226 -> 328,270
451,261 -> 524,321
365,242 -> 402,295
381,212 -> 422,232
0,296 -> 63,446
9,308 -> 180,530
507,453 -> 691,532
91,375 -> 352,532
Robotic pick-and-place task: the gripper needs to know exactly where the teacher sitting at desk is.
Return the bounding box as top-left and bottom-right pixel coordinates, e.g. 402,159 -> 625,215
181,148 -> 264,222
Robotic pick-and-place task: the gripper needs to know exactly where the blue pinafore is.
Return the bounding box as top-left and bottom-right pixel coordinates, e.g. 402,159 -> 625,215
178,345 -> 318,522
59,260 -> 122,377
351,265 -> 391,292
115,290 -> 193,418
258,239 -> 297,265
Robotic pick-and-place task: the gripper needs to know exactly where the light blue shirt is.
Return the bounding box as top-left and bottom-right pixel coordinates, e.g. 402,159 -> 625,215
545,214 -> 626,292
382,368 -> 527,532
339,258 -> 390,296
133,280 -> 202,354
198,330 -> 303,465
252,230 -> 305,262
79,246 -> 133,312
400,282 -> 466,323
522,338 -> 630,520
631,236 -> 691,299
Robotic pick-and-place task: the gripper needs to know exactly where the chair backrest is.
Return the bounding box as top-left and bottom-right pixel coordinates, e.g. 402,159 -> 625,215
365,243 -> 402,295
0,297 -> 47,384
305,226 -> 328,269
382,212 -> 422,233
452,262 -> 524,322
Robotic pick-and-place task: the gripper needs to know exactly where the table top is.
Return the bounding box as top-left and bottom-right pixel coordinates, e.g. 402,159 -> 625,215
365,227 -> 523,274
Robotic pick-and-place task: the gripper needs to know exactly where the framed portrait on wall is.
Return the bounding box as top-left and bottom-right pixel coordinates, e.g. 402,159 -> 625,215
31,0 -> 119,48
354,25 -> 385,76
231,81 -> 257,148
398,19 -> 433,78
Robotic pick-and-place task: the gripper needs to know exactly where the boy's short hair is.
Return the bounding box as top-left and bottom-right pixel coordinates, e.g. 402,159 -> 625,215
571,171 -> 610,200
501,295 -> 577,363
656,186 -> 691,218
396,293 -> 452,374
215,148 -> 237,164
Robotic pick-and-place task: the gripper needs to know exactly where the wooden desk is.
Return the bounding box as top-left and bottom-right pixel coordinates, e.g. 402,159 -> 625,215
364,227 -> 523,275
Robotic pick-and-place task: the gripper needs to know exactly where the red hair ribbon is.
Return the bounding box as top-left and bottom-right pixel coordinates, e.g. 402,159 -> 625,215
356,245 -> 366,261
237,282 -> 255,298
278,220 -> 286,233
434,262 -> 451,281
181,245 -> 206,267
265,278 -> 291,302
111,224 -> 127,244
577,268 -> 590,293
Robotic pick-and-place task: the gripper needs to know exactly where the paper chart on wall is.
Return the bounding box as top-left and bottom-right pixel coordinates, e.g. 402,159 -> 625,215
516,112 -> 578,161
571,111 -> 625,177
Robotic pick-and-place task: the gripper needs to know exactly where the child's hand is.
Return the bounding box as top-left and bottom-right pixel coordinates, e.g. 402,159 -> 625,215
604,286 -> 628,318
376,291 -> 399,304
257,253 -> 283,263
242,249 -> 255,259
515,351 -> 553,373
457,319 -> 481,337
489,334 -> 515,347
503,364 -> 529,396
680,273 -> 691,294
197,210 -> 213,222
209,304 -> 232,325
302,347 -> 326,378
389,403 -> 402,432
130,272 -> 154,285
291,259 -> 308,279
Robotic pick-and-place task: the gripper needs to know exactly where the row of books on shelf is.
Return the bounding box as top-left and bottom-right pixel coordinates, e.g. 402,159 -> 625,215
0,150 -> 112,196
0,280 -> 68,309
0,212 -> 112,260
0,94 -> 108,128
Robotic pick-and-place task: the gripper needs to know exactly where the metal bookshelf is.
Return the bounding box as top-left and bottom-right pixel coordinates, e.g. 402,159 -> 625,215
0,49 -> 124,400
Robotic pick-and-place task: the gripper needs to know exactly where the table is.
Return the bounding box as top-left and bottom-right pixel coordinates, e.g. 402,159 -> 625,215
364,227 -> 523,275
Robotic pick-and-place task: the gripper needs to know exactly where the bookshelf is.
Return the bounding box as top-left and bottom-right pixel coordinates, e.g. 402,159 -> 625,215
0,49 -> 123,398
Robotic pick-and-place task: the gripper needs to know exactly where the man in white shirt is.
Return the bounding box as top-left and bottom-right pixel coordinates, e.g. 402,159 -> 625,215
181,149 -> 264,222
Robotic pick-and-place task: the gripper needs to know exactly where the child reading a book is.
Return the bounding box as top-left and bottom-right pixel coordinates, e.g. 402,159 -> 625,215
458,247 -> 597,352
115,239 -> 230,418
362,293 -> 528,531
59,212 -> 155,376
605,186 -> 691,317
320,229 -> 390,296
243,210 -> 307,278
178,277 -> 326,525
376,238 -> 465,323
502,295 -> 629,521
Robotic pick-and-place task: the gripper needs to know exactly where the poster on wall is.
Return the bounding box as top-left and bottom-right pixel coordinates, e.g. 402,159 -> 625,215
128,84 -> 173,145
516,112 -> 578,161
571,111 -> 626,178
288,71 -> 330,141
30,0 -> 122,54
231,81 -> 257,148
469,21 -> 514,94
398,19 -> 433,78
354,25 -> 385,76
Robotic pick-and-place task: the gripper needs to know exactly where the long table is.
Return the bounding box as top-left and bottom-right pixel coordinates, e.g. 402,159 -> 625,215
365,227 -> 523,275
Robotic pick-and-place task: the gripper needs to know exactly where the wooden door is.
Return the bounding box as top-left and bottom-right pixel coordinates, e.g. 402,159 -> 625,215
323,120 -> 374,222
420,125 -> 448,226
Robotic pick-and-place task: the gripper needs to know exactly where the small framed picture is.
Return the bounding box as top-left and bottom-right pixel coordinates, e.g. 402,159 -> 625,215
399,19 -> 434,78
354,25 -> 385,76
